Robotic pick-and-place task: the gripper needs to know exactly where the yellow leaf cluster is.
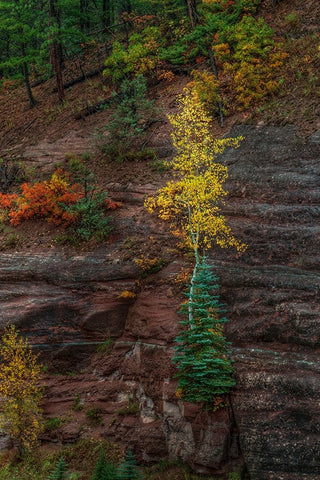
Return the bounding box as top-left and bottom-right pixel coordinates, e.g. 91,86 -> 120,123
134,255 -> 160,271
145,91 -> 246,255
0,324 -> 43,452
187,70 -> 221,113
167,91 -> 241,175
117,290 -> 136,300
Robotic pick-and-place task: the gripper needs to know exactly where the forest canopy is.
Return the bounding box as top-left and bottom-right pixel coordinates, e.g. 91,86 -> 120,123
0,0 -> 297,115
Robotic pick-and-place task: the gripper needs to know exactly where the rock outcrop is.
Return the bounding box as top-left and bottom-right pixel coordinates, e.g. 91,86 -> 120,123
220,125 -> 320,480
0,126 -> 319,479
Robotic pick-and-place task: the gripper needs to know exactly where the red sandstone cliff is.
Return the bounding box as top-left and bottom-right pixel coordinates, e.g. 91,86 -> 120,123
1,125 -> 320,479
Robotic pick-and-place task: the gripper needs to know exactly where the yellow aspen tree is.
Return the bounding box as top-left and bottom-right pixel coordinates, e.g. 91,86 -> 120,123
145,90 -> 246,287
0,324 -> 43,455
145,91 -> 246,401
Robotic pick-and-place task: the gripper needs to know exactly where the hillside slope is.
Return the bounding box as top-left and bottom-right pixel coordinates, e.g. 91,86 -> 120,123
0,0 -> 320,478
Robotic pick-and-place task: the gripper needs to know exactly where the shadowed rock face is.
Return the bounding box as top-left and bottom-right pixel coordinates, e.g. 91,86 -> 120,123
216,125 -> 320,480
0,126 -> 319,478
0,253 -> 140,370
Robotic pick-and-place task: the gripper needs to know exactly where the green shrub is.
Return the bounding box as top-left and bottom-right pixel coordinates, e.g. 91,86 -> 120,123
66,191 -> 112,242
44,417 -> 63,432
72,394 -> 84,411
100,75 -> 157,162
46,457 -> 68,480
0,232 -> 20,250
65,154 -> 95,196
284,11 -> 301,29
86,408 -> 103,426
92,450 -> 118,480
117,400 -> 140,416
103,27 -> 163,84
117,450 -> 140,480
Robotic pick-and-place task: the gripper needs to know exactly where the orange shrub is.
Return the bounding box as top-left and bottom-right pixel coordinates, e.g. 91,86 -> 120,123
0,192 -> 18,222
104,198 -> 122,210
0,192 -> 18,210
0,169 -> 84,227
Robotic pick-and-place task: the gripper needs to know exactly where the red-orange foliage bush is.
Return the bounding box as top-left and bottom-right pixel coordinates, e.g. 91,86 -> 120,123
1,169 -> 84,227
104,198 -> 122,210
0,169 -> 122,243
0,192 -> 18,210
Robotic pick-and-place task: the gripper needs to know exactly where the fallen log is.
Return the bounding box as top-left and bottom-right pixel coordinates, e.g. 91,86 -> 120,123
31,75 -> 54,88
52,66 -> 104,93
74,99 -> 111,119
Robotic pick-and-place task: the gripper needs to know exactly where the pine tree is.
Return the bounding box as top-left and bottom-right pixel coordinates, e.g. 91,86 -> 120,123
117,450 -> 140,480
46,457 -> 68,480
92,449 -> 118,480
173,257 -> 235,402
103,74 -> 156,160
92,450 -> 106,480
0,0 -> 46,106
103,460 -> 119,480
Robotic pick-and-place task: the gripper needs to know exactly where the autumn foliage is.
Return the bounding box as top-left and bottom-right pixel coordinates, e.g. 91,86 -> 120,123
0,324 -> 43,454
187,69 -> 222,114
212,16 -> 289,109
0,169 -> 82,226
103,26 -> 163,83
163,0 -> 288,113
0,168 -> 119,241
145,90 -> 246,254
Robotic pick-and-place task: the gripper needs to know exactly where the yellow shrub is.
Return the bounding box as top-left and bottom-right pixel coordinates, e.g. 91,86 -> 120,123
117,290 -> 136,300
187,70 -> 221,113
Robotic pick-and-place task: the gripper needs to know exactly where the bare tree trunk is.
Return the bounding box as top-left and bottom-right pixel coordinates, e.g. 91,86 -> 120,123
122,0 -> 131,14
21,44 -> 36,107
186,0 -> 198,28
51,42 -> 64,102
80,0 -> 90,32
208,49 -> 224,127
102,0 -> 111,30
49,0 -> 64,102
